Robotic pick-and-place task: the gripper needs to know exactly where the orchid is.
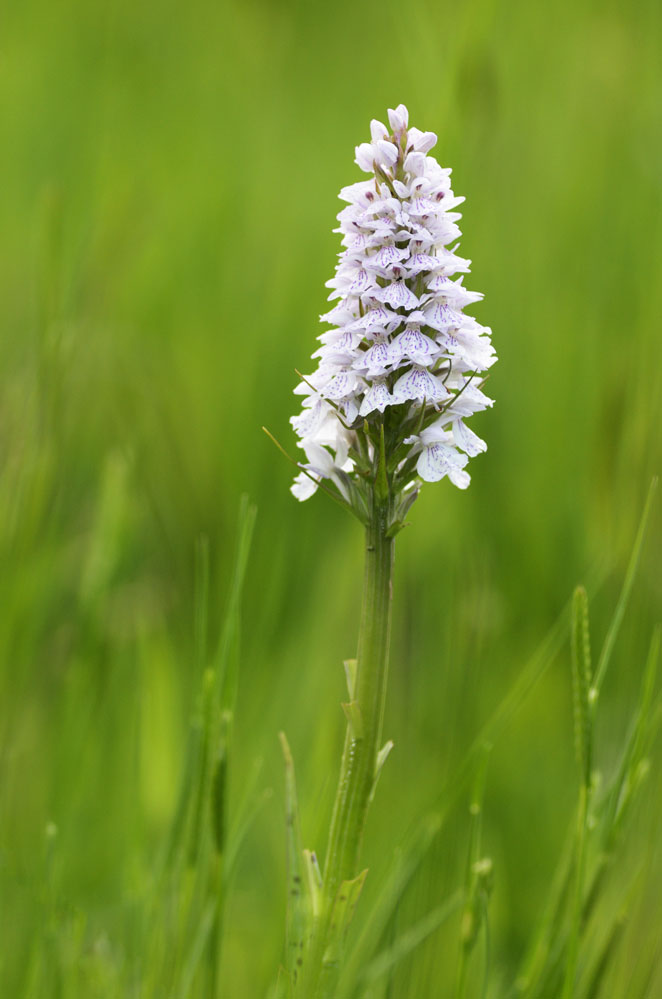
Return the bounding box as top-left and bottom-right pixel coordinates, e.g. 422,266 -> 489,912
276,106 -> 498,997
290,103 -> 496,520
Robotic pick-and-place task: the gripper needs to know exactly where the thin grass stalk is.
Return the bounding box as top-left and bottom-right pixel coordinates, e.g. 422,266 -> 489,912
591,476 -> 657,699
562,586 -> 594,999
455,746 -> 491,999
562,784 -> 590,999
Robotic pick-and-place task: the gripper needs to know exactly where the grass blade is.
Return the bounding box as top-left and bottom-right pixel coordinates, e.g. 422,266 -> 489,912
279,732 -> 308,988
361,890 -> 464,987
592,477 -> 657,699
571,586 -> 592,789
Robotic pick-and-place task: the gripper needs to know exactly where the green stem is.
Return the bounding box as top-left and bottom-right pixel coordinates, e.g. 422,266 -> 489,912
302,491 -> 395,996
324,492 -> 395,897
562,783 -> 589,999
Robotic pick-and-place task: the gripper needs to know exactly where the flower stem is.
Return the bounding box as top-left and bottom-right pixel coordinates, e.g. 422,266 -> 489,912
299,491 -> 395,994
325,492 -> 394,893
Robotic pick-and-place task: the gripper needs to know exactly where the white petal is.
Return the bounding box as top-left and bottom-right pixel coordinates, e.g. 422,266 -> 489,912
375,139 -> 398,166
423,301 -> 464,332
359,381 -> 392,416
445,384 -> 494,418
291,471 -> 319,501
448,466 -> 471,489
452,419 -> 487,456
302,441 -> 335,477
364,244 -> 410,271
407,253 -> 442,276
416,444 -> 449,482
324,369 -> 361,400
388,104 -> 409,132
392,365 -> 448,404
355,142 -> 376,172
343,397 -> 359,424
370,119 -> 389,142
413,130 -> 437,153
373,281 -> 419,310
362,340 -> 391,373
419,422 -> 452,446
404,152 -> 426,177
390,328 -> 438,365
416,441 -> 468,483
290,398 -> 328,438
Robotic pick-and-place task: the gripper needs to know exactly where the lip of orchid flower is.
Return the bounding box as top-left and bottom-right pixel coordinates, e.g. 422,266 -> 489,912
289,104 -> 496,515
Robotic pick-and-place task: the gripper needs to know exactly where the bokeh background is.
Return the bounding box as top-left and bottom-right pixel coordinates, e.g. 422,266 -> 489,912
1,0 -> 661,994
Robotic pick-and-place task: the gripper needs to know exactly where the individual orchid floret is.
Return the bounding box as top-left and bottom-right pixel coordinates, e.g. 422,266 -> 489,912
289,104 -> 497,525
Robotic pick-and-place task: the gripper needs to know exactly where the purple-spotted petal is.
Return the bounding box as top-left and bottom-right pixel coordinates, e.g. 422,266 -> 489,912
373,281 -> 419,310
392,365 -> 448,404
417,442 -> 467,483
359,380 -> 392,416
452,418 -> 487,456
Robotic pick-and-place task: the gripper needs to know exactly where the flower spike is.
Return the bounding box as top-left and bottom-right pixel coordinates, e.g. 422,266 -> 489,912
290,105 -> 497,516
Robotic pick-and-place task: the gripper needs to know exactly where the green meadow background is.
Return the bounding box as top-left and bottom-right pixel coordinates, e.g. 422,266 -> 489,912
1,0 -> 661,994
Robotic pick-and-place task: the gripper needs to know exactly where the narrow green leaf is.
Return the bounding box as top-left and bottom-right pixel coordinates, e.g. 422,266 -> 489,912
375,423 -> 389,501
374,740 -> 394,786
600,626 -> 661,852
303,849 -> 324,922
512,815 -> 575,996
395,485 -> 419,522
344,659 -> 357,699
188,667 -> 216,865
217,496 -> 258,716
337,814 -> 443,997
193,533 -> 210,680
592,477 -> 657,698
279,733 -> 308,983
571,586 -> 592,789
211,710 -> 232,855
270,966 -> 294,999
456,745 -> 492,999
562,784 -> 591,999
385,519 -> 405,538
577,903 -> 627,999
362,890 -> 464,985
176,897 -> 217,999
323,869 -> 369,971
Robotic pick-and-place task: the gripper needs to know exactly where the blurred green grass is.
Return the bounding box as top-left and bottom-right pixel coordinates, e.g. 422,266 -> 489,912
1,0 -> 661,994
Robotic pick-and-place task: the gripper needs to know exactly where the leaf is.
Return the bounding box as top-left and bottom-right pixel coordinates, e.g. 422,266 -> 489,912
456,746 -> 492,997
362,890 -> 463,986
344,659 -> 357,699
216,495 -> 258,716
369,739 -> 394,805
337,815 -> 443,996
323,869 -> 369,971
279,733 -> 308,983
176,897 -> 217,999
270,965 -> 294,999
375,423 -> 389,501
571,586 -> 592,789
211,710 -> 232,856
601,625 -> 661,850
512,816 -> 575,996
303,849 -> 324,921
592,476 -> 657,698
